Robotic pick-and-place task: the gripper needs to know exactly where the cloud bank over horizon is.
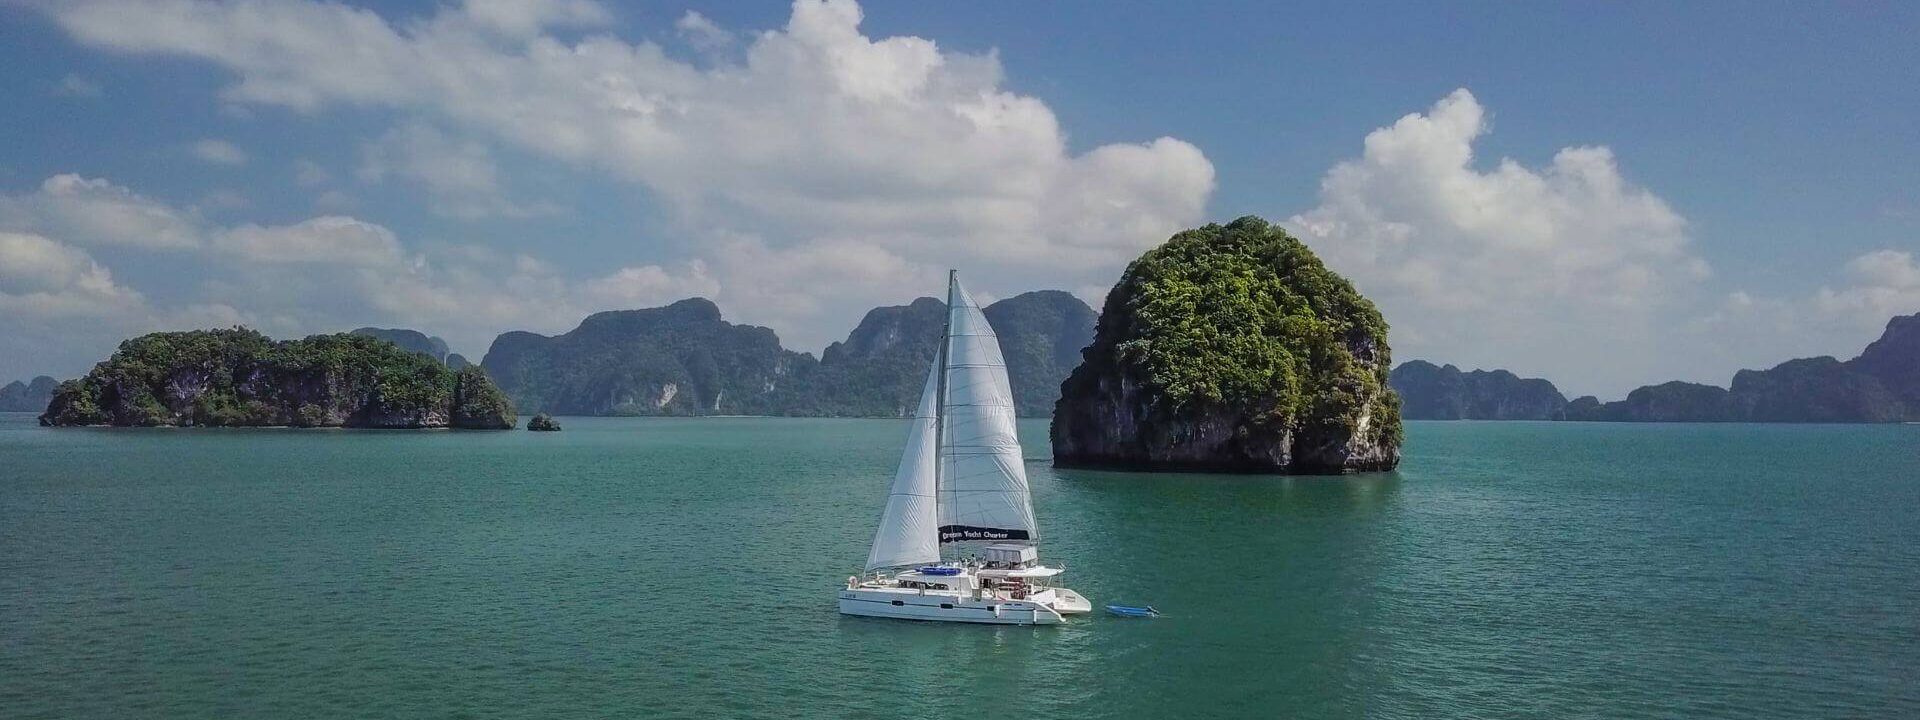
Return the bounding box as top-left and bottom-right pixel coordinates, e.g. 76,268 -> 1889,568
1,0 -> 1911,398
38,0 -> 1212,351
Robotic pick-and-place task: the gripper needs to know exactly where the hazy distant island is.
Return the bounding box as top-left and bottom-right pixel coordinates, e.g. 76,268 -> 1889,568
349,327 -> 472,369
1393,312 -> 1920,423
0,375 -> 58,412
1052,216 -> 1402,474
1389,361 -> 1569,421
39,328 -> 515,429
479,291 -> 1095,418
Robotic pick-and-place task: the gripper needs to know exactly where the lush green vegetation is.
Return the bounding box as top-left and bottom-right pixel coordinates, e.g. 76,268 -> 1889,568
481,298 -> 818,417
1094,216 -> 1399,444
350,327 -> 451,363
451,365 -> 517,428
982,291 -> 1099,417
40,328 -> 515,428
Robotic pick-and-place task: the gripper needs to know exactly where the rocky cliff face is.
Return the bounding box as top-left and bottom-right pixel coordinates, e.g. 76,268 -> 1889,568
0,375 -> 58,412
1051,216 -> 1401,474
479,298 -> 816,416
1390,361 -> 1568,420
39,329 -> 515,428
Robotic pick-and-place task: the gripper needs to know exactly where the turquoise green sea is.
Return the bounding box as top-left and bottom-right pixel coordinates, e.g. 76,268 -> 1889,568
2,414 -> 1916,718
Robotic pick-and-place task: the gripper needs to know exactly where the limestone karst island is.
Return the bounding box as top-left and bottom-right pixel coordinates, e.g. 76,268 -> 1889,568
38,329 -> 515,429
3,1 -> 1916,717
1052,217 -> 1401,474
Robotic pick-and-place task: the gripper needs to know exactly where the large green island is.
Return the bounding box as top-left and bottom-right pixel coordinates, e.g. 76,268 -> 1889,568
1052,216 -> 1402,474
39,328 -> 516,429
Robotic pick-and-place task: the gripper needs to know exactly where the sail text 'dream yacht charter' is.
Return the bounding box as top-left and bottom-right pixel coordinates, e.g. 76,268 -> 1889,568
838,271 -> 1091,625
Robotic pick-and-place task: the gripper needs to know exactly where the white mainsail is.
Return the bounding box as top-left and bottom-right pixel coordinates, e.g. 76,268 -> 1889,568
936,276 -> 1039,543
843,272 -> 1086,624
864,359 -> 944,571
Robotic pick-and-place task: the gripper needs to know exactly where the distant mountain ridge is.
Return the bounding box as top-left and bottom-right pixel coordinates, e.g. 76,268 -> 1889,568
479,291 -> 1097,417
350,328 -> 455,364
1390,361 -> 1567,420
0,376 -> 58,412
481,298 -> 814,416
1395,311 -> 1920,423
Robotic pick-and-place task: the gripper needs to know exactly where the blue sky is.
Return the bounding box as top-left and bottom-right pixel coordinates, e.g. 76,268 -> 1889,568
1,0 -> 1915,397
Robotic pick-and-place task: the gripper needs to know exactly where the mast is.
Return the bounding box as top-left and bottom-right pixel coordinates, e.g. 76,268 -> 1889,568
934,274 -> 1039,547
935,269 -> 954,556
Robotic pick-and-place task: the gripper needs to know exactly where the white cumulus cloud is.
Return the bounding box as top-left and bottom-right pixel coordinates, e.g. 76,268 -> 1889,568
213,216 -> 405,266
358,123 -> 560,220
47,0 -> 1214,350
1287,89 -> 1709,394
675,11 -> 733,51
1814,249 -> 1920,330
0,174 -> 204,249
0,231 -> 246,382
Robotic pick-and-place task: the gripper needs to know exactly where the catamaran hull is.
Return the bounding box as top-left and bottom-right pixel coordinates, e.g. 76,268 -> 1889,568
837,591 -> 1064,625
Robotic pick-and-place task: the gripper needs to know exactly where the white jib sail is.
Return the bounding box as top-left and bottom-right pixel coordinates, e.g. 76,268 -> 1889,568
864,358 -> 943,571
937,276 -> 1039,543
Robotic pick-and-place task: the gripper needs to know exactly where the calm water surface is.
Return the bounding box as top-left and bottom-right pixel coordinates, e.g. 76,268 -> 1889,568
2,414 -> 1916,718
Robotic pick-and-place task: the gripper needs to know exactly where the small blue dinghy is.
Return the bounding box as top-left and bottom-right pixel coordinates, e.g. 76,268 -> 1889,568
1105,604 -> 1160,618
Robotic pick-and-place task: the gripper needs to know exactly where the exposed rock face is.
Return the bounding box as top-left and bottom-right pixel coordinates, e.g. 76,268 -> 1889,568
527,413 -> 561,431
1390,361 -> 1568,420
0,375 -> 58,412
1052,216 -> 1401,474
479,298 -> 816,416
39,329 -> 515,429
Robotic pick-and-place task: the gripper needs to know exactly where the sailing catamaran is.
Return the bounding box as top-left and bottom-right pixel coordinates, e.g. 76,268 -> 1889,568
838,271 -> 1092,625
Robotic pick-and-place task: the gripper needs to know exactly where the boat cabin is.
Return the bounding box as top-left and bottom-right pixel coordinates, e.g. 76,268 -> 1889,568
979,543 -> 1038,569
894,569 -> 970,591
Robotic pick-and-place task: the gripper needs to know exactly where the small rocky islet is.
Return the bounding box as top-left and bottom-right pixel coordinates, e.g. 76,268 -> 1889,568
1050,216 -> 1403,474
38,328 -> 515,429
